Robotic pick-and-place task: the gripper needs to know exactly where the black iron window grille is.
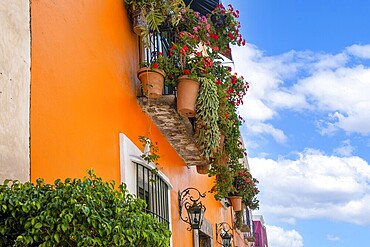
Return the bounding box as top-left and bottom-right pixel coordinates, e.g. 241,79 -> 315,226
135,162 -> 170,226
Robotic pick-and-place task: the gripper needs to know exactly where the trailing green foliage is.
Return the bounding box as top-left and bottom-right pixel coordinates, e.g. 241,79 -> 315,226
195,76 -> 220,160
234,210 -> 243,230
0,170 -> 171,247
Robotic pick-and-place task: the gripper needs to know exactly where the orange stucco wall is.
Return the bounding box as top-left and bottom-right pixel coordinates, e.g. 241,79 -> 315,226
30,0 -> 243,246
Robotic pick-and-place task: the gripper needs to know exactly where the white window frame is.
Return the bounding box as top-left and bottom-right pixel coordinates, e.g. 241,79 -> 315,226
119,133 -> 173,245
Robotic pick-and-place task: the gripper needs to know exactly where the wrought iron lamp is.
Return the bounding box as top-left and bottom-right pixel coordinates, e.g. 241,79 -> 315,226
216,222 -> 233,247
178,187 -> 206,230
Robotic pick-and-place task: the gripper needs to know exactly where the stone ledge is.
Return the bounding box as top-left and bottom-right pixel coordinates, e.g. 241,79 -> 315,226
138,95 -> 208,166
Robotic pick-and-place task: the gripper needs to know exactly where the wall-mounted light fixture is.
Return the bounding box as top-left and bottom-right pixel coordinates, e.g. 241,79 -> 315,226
178,187 -> 206,231
216,222 -> 233,247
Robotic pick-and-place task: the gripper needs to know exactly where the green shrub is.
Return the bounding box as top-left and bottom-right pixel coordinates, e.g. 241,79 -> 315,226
0,170 -> 171,246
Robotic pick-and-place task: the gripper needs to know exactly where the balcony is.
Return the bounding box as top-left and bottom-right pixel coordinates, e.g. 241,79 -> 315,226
138,95 -> 208,167
137,25 -> 209,167
244,232 -> 256,243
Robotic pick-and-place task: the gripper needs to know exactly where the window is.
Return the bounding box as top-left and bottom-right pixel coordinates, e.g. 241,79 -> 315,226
135,162 -> 170,225
119,133 -> 172,229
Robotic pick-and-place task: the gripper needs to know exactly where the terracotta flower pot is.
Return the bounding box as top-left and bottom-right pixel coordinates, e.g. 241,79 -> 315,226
196,164 -> 211,175
137,67 -> 165,99
229,196 -> 242,212
176,75 -> 199,117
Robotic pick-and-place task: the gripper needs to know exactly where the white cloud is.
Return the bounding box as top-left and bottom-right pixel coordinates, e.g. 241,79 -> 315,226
280,217 -> 297,225
312,53 -> 348,71
266,225 -> 303,247
231,43 -> 370,140
334,139 -> 355,156
246,122 -> 287,143
327,234 -> 340,241
295,66 -> 370,135
250,150 -> 370,225
346,44 -> 370,59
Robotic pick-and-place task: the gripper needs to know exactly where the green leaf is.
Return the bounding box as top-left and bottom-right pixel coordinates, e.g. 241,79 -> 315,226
61,224 -> 67,232
54,233 -> 60,243
34,222 -> 42,229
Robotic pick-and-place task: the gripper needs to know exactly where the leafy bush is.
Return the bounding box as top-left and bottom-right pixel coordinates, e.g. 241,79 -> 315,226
0,170 -> 171,246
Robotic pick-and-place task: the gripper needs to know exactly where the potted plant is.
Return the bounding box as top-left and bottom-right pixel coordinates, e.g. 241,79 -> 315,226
124,0 -> 185,40
232,168 -> 260,210
208,3 -> 246,57
137,51 -> 170,98
166,31 -> 208,117
208,163 -> 235,201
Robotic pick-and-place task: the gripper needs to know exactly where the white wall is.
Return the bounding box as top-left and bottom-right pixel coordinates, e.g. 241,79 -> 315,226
0,0 -> 30,182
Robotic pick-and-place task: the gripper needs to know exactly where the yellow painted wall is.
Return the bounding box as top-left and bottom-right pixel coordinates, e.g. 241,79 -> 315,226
31,0 -> 242,246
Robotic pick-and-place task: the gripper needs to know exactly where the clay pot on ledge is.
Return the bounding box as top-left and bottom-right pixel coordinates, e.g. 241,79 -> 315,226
176,75 -> 199,117
137,67 -> 165,99
196,164 -> 211,175
228,195 -> 242,212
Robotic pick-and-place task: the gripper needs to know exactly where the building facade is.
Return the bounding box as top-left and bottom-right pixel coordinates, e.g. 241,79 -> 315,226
253,215 -> 269,247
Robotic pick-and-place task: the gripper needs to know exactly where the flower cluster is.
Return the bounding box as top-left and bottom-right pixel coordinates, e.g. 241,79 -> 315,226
208,3 -> 246,55
232,168 -> 260,210
166,31 -> 213,82
140,51 -> 167,70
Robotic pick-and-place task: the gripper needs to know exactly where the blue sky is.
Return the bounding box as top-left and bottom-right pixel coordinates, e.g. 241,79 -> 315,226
223,0 -> 370,246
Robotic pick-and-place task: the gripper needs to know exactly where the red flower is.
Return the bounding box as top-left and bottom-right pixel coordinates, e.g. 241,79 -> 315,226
183,69 -> 190,75
170,45 -> 176,50
168,74 -> 173,79
152,63 -> 159,69
232,76 -> 237,84
227,88 -> 235,94
210,33 -> 219,40
216,80 -> 222,85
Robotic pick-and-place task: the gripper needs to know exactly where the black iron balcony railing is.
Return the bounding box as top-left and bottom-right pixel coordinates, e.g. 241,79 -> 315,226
140,26 -> 177,96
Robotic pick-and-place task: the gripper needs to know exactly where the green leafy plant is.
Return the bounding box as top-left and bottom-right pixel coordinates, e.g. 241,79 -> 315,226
208,163 -> 235,201
0,170 -> 171,246
139,51 -> 175,86
166,32 -> 214,82
208,3 -> 246,56
138,135 -> 160,167
234,210 -> 243,230
124,0 -> 185,43
232,168 -> 260,210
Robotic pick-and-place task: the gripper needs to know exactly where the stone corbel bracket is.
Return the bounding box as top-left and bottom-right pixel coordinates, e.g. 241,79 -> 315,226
138,95 -> 208,167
